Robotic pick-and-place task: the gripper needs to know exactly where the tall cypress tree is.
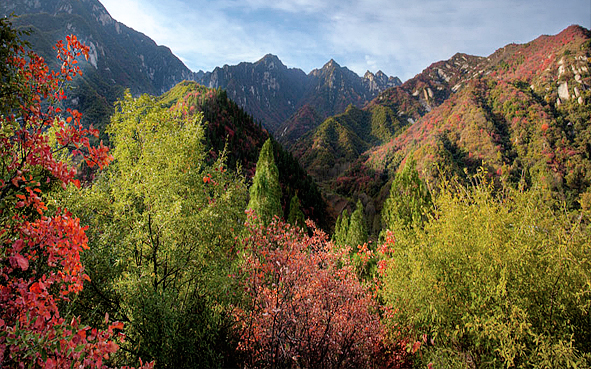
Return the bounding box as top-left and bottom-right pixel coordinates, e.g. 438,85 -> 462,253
346,199 -> 368,247
332,209 -> 350,246
247,138 -> 283,225
381,156 -> 432,232
287,192 -> 306,230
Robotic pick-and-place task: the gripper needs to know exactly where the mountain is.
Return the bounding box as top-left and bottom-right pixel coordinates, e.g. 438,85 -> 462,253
3,0 -> 402,140
195,55 -> 402,135
158,81 -> 330,230
1,0 -> 198,132
196,54 -> 308,133
293,25 -> 591,233
291,52 -> 487,185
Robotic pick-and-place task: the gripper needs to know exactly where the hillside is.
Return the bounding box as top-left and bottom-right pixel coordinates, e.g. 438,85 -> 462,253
292,25 -> 591,233
1,0 -> 198,132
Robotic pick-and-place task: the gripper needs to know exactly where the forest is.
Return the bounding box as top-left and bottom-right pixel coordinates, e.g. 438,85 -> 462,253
1,17 -> 590,369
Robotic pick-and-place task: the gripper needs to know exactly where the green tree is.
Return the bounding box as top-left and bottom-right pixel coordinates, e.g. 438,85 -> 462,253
381,157 -> 432,240
287,192 -> 306,230
332,208 -> 350,246
247,138 -> 282,225
63,92 -> 248,368
380,176 -> 591,368
346,199 -> 368,247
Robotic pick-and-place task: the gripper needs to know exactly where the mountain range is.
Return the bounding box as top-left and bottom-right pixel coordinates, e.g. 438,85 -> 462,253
1,0 -> 400,138
3,0 -> 590,236
194,55 -> 401,134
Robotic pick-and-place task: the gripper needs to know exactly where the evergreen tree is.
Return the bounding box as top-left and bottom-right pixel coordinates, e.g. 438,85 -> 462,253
346,199 -> 368,247
287,192 -> 306,230
248,138 -> 283,225
333,209 -> 350,245
381,157 -> 432,233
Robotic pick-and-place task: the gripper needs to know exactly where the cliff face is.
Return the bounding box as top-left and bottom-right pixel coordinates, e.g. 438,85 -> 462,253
196,55 -> 402,134
2,0 -> 199,131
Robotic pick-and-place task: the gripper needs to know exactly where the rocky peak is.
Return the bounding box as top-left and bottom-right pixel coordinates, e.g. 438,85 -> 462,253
364,71 -> 375,80
324,59 -> 340,70
256,54 -> 286,70
363,70 -> 401,92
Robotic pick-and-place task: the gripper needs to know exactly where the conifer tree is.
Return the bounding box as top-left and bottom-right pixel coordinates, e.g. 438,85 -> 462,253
346,199 -> 368,247
381,157 -> 432,233
287,192 -> 306,230
333,209 -> 350,245
247,138 -> 283,225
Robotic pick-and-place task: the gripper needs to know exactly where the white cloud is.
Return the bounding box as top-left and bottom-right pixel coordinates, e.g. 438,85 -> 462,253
99,0 -> 591,81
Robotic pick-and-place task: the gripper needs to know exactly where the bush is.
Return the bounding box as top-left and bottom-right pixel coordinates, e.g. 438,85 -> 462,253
380,175 -> 591,367
236,215 -> 387,369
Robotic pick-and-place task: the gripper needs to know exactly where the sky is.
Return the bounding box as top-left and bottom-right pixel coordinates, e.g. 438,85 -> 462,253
99,0 -> 591,82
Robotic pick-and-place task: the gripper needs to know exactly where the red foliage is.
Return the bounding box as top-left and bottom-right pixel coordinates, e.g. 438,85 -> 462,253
236,213 -> 395,368
0,31 -> 150,368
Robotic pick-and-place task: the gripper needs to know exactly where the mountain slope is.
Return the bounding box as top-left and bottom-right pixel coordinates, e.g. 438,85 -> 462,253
196,55 -> 402,134
293,25 -> 591,233
367,24 -> 590,187
1,0 -> 197,131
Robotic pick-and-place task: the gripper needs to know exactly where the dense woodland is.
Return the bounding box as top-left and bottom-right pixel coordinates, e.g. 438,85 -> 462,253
1,16 -> 591,369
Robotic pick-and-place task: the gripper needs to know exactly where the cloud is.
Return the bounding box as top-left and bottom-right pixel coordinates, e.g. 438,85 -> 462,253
99,0 -> 591,81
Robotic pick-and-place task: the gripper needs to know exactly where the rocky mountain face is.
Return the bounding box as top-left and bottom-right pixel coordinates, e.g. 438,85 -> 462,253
3,0 -> 401,141
195,55 -> 401,135
1,0 -> 198,131
292,25 -> 591,233
196,54 -> 308,133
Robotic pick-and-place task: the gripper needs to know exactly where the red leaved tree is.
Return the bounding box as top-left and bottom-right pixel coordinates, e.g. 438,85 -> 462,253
235,212 -> 388,369
0,18 -> 149,368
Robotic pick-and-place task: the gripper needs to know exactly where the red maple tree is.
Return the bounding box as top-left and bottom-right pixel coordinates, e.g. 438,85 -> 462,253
0,19 -> 149,368
235,213 -> 392,369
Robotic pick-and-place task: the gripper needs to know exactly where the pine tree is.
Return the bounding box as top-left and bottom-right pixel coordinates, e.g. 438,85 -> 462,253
346,199 -> 368,247
333,209 -> 350,245
248,138 -> 283,225
381,156 -> 432,232
287,193 -> 306,230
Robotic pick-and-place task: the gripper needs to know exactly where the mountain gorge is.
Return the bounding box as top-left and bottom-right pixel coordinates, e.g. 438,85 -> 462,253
3,0 -> 590,235
298,25 -> 591,232
3,1 -> 591,366
195,55 -> 401,135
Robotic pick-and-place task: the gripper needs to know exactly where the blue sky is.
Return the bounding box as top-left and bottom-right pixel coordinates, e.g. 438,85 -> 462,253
99,0 -> 590,81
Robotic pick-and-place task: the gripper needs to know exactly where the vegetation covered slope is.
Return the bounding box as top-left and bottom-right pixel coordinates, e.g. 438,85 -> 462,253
1,0 -> 197,133
367,25 -> 591,198
292,25 -> 591,234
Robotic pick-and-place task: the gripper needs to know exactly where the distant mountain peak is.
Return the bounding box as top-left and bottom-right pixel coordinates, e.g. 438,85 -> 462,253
254,54 -> 288,72
324,59 -> 341,69
259,53 -> 281,63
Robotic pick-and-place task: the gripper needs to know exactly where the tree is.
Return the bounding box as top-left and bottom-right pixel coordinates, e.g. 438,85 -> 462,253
287,192 -> 306,230
0,18 -> 143,368
346,199 -> 368,247
332,208 -> 350,246
247,138 -> 282,225
381,156 -> 432,237
236,215 -> 386,369
380,176 -> 591,368
63,92 -> 248,368
333,200 -> 367,248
